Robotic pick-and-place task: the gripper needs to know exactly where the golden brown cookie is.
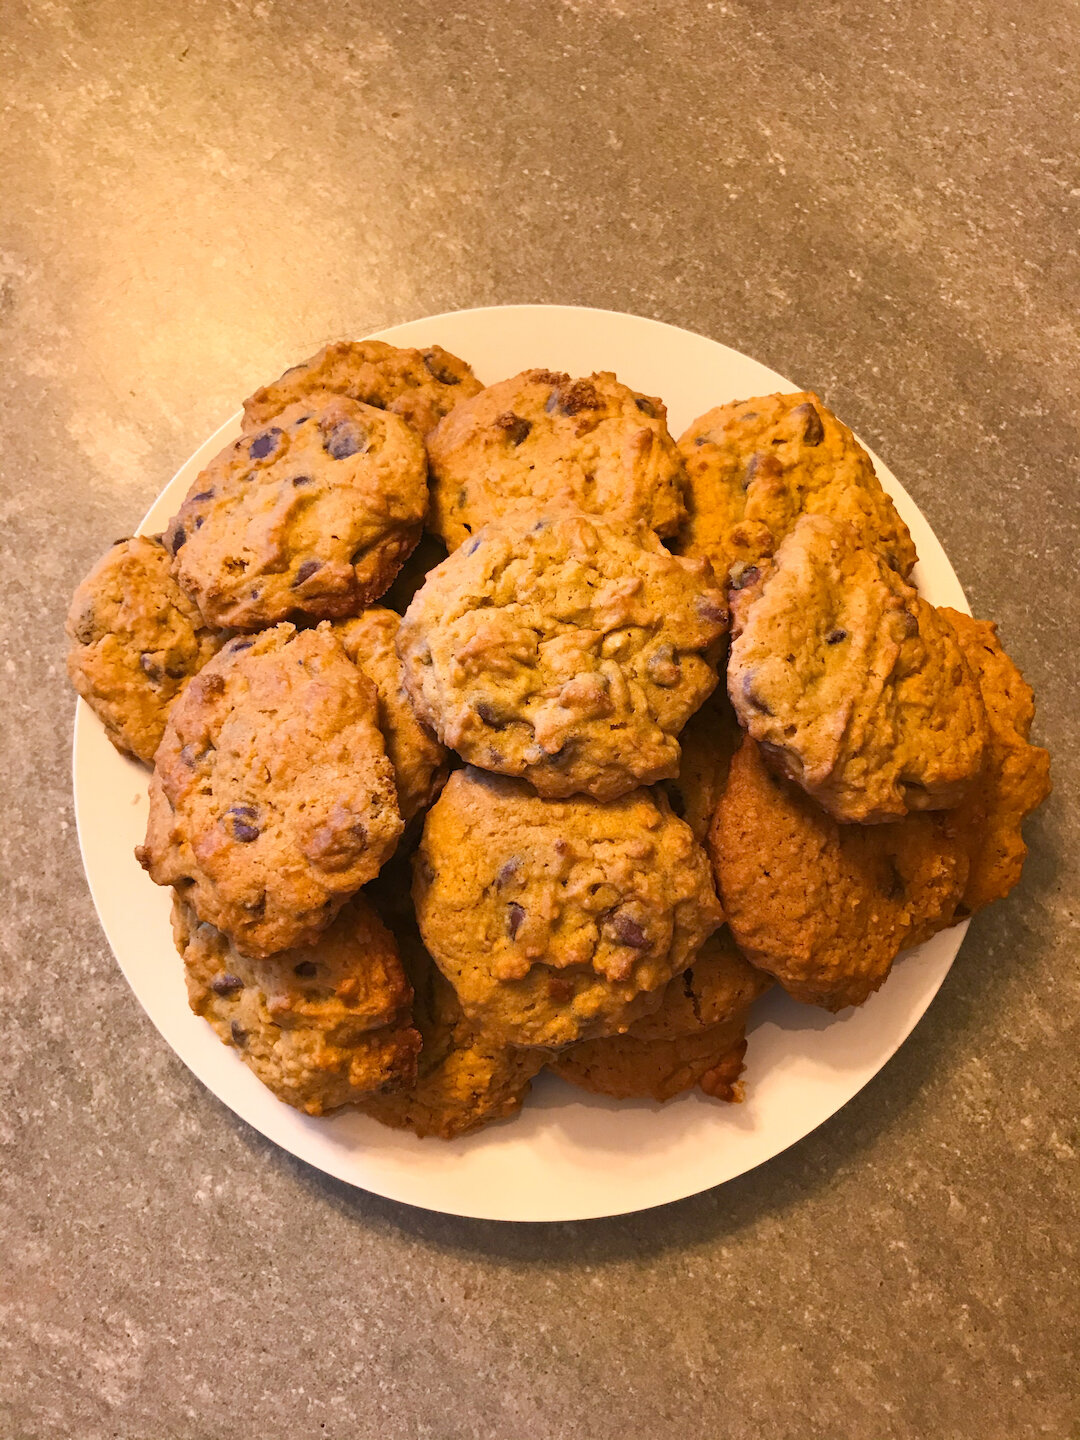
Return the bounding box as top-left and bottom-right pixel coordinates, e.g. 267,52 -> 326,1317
334,608 -> 449,822
413,768 -> 723,1048
358,912 -> 544,1139
175,892 -> 420,1115
667,687 -> 743,842
242,339 -> 483,438
549,928 -> 770,1102
677,390 -> 917,583
728,515 -> 987,823
940,609 -> 1051,912
398,510 -> 727,801
137,625 -> 402,958
165,397 -> 427,630
708,736 -> 969,1010
426,368 -> 688,550
66,535 -> 225,763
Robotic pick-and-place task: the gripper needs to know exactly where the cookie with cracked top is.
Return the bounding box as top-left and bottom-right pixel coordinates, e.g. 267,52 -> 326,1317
174,891 -> 420,1115
412,767 -> 723,1048
426,368 -> 688,550
728,514 -> 986,823
242,338 -> 483,438
708,735 -> 969,1010
165,396 -> 427,631
398,510 -> 727,802
677,390 -> 917,584
549,927 -> 771,1102
137,624 -> 402,958
66,534 -> 225,763
334,607 -> 449,823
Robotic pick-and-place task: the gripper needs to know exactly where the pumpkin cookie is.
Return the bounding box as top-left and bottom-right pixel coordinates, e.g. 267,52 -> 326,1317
708,736 -> 969,1010
728,515 -> 987,823
426,368 -> 687,550
166,397 -> 427,630
413,768 -> 723,1048
550,928 -> 770,1102
137,625 -> 402,958
398,510 -> 727,801
677,390 -> 917,584
66,535 -> 225,763
334,608 -> 449,822
940,609 -> 1051,912
175,892 -> 420,1115
242,338 -> 483,438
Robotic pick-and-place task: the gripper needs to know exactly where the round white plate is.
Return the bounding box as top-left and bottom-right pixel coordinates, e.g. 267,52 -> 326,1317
73,304 -> 970,1222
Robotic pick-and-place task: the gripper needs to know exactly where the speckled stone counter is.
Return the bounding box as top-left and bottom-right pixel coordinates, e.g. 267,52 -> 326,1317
1,2 -> 1077,1436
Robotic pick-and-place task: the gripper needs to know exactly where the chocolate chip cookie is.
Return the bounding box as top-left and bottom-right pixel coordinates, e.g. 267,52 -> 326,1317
175,892 -> 420,1114
728,515 -> 987,823
398,511 -> 727,801
137,624 -> 402,958
359,913 -> 544,1139
549,928 -> 770,1101
425,368 -> 688,550
413,768 -> 723,1048
708,736 -> 969,1010
66,535 -> 225,763
940,609 -> 1051,913
677,390 -> 917,584
334,607 -> 449,822
166,397 -> 427,630
242,338 -> 483,438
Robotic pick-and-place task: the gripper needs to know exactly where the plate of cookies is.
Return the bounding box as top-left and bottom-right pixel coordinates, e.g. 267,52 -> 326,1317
69,305 -> 1050,1221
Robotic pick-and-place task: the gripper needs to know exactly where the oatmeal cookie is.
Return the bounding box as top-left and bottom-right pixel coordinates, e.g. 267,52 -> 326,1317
359,915 -> 544,1139
174,892 -> 420,1115
940,609 -> 1051,912
398,511 -> 727,801
677,390 -> 917,584
66,535 -> 225,763
137,625 -> 402,958
413,768 -> 723,1048
242,338 -> 483,437
708,736 -> 969,1010
334,608 -> 449,822
549,927 -> 770,1101
728,515 -> 987,823
426,368 -> 687,550
165,397 -> 427,630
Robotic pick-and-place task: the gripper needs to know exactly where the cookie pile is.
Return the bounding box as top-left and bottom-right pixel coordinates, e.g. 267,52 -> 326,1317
67,341 -> 1051,1139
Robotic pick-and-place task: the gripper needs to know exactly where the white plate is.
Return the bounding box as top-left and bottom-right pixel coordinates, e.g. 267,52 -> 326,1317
73,305 -> 970,1222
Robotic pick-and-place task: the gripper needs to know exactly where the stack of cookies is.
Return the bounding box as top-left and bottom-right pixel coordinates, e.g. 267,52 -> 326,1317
66,341 -> 1050,1139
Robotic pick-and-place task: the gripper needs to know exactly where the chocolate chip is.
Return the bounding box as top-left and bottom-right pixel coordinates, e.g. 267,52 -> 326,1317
694,436 -> 708,447
542,740 -> 575,766
293,560 -> 321,586
476,702 -> 509,730
194,516 -> 204,530
294,414 -> 312,426
210,973 -> 244,996
495,411 -> 532,445
422,349 -> 460,385
495,857 -> 520,887
324,422 -> 368,460
230,638 -> 254,652
696,594 -> 729,626
729,564 -> 761,592
742,675 -> 773,714
230,1021 -> 248,1046
191,489 -> 214,502
292,474 -> 314,487
609,913 -> 648,948
225,806 -> 260,842
826,628 -> 848,644
139,652 -> 163,681
169,526 -> 187,554
634,396 -> 657,417
248,428 -> 282,461
794,402 -> 825,445
507,902 -> 525,939
293,960 -> 317,977
881,858 -> 907,901
165,663 -> 188,680
903,612 -> 920,637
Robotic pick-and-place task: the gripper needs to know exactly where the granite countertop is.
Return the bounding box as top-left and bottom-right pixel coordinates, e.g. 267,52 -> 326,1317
1,2 -> 1077,1436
